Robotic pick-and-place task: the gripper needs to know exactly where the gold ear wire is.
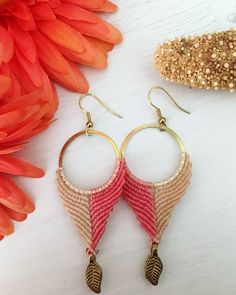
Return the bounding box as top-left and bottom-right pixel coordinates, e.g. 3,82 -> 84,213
79,92 -> 123,131
147,86 -> 191,127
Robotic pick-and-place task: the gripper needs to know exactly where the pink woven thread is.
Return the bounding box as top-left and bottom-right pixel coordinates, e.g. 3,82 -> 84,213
89,160 -> 125,251
123,161 -> 157,240
122,154 -> 192,244
57,159 -> 126,256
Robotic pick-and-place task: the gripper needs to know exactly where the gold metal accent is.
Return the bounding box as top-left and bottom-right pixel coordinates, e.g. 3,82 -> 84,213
58,93 -> 122,293
59,129 -> 120,168
148,86 -> 190,128
154,29 -> 236,92
78,92 -> 123,133
85,254 -> 103,293
145,243 -> 163,286
121,123 -> 186,158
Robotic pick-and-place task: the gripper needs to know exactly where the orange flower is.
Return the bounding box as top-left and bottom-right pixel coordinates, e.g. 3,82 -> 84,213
0,0 -> 121,239
0,0 -> 122,93
0,86 -> 56,240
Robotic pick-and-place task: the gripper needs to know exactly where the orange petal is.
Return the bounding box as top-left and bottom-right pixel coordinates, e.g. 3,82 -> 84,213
88,37 -> 114,52
48,0 -> 62,8
8,21 -> 37,63
0,88 -> 42,114
20,121 -> 50,140
0,63 -> 22,100
31,31 -> 72,74
84,37 -> 108,69
0,43 -> 3,65
0,131 -> 7,141
38,71 -> 53,102
0,110 -> 25,130
14,16 -> 36,30
12,4 -> 36,30
58,15 -> 108,38
0,155 -> 44,177
54,3 -> 99,23
0,75 -> 11,100
0,176 -> 24,210
59,45 -> 100,68
0,105 -> 40,131
0,205 -> 14,236
59,31 -> 98,67
0,144 -> 24,154
0,176 -> 35,214
42,60 -> 89,93
15,48 -> 43,88
37,19 -> 84,53
1,101 -> 51,143
0,235 -> 4,241
30,2 -> 56,20
93,1 -> 118,13
5,207 -> 27,221
40,71 -> 59,119
10,1 -> 32,20
59,16 -> 122,44
63,0 -> 106,10
11,56 -> 39,93
0,116 -> 43,143
25,1 -> 36,7
44,79 -> 59,118
0,26 -> 14,63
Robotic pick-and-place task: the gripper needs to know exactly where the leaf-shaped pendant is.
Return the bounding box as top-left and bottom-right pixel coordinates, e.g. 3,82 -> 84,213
85,255 -> 103,293
145,244 -> 163,286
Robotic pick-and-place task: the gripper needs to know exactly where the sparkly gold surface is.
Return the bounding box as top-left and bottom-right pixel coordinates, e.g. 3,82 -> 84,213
154,29 -> 236,91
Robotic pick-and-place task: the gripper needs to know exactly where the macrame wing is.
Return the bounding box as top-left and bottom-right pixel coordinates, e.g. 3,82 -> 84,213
123,153 -> 192,243
56,159 -> 125,252
154,153 -> 192,242
57,172 -> 93,245
89,160 -> 125,250
123,167 -> 156,241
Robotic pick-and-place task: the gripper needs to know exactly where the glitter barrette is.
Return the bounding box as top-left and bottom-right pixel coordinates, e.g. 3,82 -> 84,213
154,29 -> 236,92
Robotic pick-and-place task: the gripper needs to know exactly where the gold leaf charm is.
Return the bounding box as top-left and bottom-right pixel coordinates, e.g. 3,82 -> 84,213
85,255 -> 103,293
145,243 -> 163,286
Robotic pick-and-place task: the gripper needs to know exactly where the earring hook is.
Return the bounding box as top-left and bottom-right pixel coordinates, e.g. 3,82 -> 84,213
79,92 -> 123,131
147,86 -> 191,127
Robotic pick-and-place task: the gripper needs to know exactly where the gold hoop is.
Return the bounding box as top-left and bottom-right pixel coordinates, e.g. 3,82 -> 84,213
59,129 -> 120,168
121,123 -> 185,159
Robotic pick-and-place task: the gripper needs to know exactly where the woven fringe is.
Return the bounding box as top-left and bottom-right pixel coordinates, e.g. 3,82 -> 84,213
123,153 -> 192,243
56,159 -> 125,253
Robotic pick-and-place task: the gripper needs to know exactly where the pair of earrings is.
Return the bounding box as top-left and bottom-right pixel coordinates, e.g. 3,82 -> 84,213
56,87 -> 192,293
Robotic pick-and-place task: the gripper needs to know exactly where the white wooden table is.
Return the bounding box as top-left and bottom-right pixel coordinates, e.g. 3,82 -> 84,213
1,1 -> 236,294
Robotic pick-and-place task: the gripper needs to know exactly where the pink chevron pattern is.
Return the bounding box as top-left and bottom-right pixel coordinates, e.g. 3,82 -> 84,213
123,164 -> 156,240
56,158 -> 125,255
90,160 -> 125,251
123,153 -> 192,243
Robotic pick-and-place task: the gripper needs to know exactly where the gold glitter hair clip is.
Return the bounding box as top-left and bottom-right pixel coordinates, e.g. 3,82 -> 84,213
154,29 -> 236,92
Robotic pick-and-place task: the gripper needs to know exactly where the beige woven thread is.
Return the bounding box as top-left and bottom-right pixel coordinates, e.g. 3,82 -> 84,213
56,170 -> 92,246
154,153 -> 192,242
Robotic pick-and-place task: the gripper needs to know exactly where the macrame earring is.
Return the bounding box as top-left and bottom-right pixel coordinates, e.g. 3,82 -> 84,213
56,93 -> 125,293
121,87 -> 192,286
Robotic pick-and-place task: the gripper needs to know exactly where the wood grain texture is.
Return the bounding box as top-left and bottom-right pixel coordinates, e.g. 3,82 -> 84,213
1,1 -> 236,295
